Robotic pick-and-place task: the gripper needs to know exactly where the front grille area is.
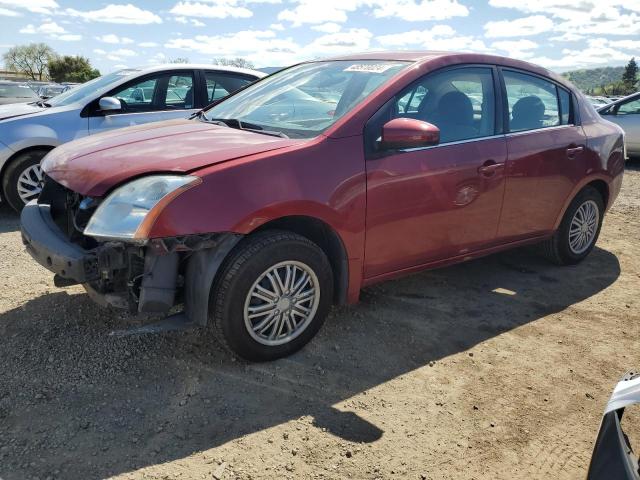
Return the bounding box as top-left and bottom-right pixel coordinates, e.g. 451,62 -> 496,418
38,176 -> 101,249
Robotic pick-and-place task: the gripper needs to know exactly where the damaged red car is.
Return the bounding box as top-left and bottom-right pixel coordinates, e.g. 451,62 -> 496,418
21,52 -> 625,360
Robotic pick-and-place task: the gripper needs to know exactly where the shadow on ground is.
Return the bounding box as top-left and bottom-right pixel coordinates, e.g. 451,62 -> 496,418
0,203 -> 19,234
0,246 -> 621,479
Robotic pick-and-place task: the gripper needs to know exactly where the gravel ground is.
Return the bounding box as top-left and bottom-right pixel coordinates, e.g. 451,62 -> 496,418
1,166 -> 639,480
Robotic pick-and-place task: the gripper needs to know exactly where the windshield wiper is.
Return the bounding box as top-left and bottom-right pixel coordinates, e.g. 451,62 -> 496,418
32,100 -> 51,108
189,109 -> 207,120
205,118 -> 289,138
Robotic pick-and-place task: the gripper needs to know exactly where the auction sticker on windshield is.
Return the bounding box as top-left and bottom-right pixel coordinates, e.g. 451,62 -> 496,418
344,63 -> 404,73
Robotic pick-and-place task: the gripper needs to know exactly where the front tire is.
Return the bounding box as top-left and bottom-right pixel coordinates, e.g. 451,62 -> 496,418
541,186 -> 604,265
210,231 -> 334,361
2,150 -> 47,212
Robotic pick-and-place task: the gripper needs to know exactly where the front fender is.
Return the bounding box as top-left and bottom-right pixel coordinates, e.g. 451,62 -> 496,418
146,135 -> 367,263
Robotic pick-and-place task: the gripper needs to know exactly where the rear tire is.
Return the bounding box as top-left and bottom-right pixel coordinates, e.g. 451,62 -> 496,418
2,150 -> 47,213
541,186 -> 604,265
210,230 -> 333,361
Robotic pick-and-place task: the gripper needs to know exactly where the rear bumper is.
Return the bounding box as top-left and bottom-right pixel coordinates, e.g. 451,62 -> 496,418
20,201 -> 99,283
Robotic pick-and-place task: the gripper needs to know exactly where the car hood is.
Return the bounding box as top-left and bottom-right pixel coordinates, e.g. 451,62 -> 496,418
43,118 -> 305,197
0,98 -> 34,106
0,102 -> 44,120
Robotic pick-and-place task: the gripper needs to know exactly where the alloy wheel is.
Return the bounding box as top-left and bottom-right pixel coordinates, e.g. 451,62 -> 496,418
17,163 -> 43,204
243,260 -> 320,346
568,199 -> 599,254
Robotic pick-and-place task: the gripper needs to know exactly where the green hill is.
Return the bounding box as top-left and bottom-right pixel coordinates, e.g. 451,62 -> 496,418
562,66 -> 626,93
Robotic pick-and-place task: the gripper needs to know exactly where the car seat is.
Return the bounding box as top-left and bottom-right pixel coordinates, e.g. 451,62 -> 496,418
510,95 -> 545,131
424,91 -> 477,143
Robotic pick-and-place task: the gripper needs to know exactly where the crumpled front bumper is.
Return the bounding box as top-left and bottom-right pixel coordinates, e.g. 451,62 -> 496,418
20,201 -> 101,283
20,200 -> 243,325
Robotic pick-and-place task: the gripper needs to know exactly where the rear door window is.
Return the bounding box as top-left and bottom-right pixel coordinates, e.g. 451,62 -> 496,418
503,70 -> 562,132
204,71 -> 254,104
107,71 -> 195,112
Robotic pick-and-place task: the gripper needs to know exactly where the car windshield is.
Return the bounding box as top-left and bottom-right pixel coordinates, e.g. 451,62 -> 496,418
47,69 -> 141,107
203,60 -> 409,138
0,84 -> 38,98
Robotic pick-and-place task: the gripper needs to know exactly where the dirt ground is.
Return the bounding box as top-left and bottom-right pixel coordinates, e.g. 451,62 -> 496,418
1,166 -> 639,480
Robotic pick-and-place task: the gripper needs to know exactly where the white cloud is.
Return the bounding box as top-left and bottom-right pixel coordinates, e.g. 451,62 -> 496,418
111,48 -> 136,57
270,23 -> 284,31
488,1 -> 640,37
607,38 -> 640,50
19,21 -> 82,41
97,47 -> 137,62
376,24 -> 488,52
484,15 -> 554,38
0,7 -> 20,16
489,0 -> 640,19
491,39 -> 538,59
550,32 -> 585,42
371,0 -> 469,21
312,22 -> 341,33
529,38 -> 636,70
139,41 -> 159,47
0,0 -> 57,14
175,15 -> 207,26
277,0 -> 360,25
96,34 -> 134,44
56,34 -> 81,41
306,28 -> 373,56
20,22 -> 64,34
278,0 -> 468,26
169,1 -> 252,19
65,4 -> 162,24
165,29 -> 300,66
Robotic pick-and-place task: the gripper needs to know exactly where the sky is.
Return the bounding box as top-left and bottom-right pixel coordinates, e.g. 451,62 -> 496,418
0,0 -> 639,74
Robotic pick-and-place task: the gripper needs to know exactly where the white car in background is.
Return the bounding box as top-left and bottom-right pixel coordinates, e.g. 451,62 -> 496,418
598,92 -> 640,160
0,64 -> 265,211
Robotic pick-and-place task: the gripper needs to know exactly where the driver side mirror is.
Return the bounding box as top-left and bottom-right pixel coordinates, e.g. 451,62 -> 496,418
380,118 -> 440,150
99,96 -> 122,112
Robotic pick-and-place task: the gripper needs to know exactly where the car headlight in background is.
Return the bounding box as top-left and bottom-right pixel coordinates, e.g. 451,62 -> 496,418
84,175 -> 201,242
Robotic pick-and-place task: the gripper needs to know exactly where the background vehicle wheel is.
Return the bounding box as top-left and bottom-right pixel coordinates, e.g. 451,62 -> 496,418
1,150 -> 48,213
541,185 -> 604,265
211,230 -> 334,362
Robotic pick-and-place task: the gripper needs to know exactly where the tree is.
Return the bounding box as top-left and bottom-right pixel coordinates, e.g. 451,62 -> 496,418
622,57 -> 638,93
211,57 -> 255,69
3,43 -> 56,80
169,57 -> 189,64
48,55 -> 101,83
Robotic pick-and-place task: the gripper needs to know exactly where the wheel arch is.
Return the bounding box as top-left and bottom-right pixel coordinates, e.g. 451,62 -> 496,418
586,179 -> 609,209
553,175 -> 611,231
252,215 -> 350,305
0,145 -> 55,200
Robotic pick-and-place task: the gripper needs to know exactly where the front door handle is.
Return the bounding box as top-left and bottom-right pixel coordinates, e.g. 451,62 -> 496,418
477,161 -> 505,177
566,146 -> 584,158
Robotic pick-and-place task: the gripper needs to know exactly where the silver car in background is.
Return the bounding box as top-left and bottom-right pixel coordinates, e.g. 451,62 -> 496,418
598,92 -> 640,159
0,82 -> 40,105
0,64 -> 265,211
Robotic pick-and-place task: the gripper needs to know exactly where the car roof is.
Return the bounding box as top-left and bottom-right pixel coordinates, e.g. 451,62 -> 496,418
131,63 -> 267,78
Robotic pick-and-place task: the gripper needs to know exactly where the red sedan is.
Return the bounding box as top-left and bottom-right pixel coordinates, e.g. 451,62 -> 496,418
21,52 -> 625,361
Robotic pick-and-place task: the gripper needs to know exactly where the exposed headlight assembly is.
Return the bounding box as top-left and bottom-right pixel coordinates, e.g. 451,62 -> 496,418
84,175 -> 201,242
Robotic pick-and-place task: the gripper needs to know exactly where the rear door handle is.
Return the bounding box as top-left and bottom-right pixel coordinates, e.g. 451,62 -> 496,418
566,146 -> 584,158
477,162 -> 505,177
